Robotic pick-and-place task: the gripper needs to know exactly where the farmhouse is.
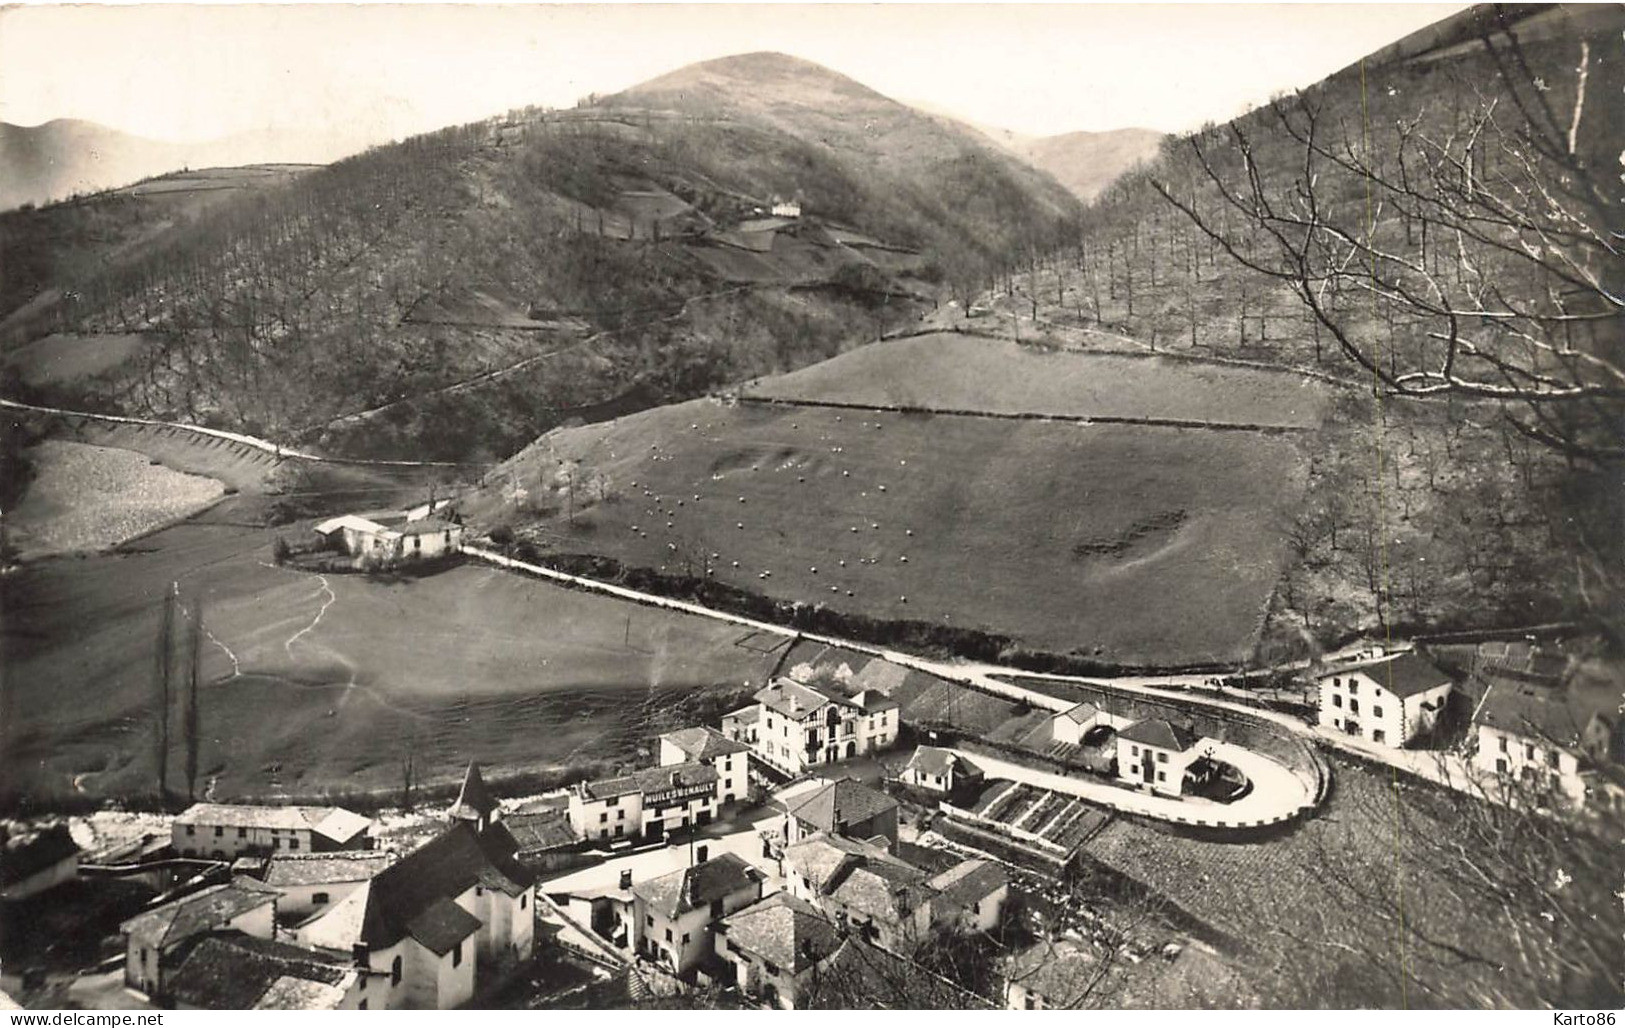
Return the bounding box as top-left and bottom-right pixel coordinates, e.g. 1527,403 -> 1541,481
255,850 -> 394,924
632,852 -> 765,975
1317,651 -> 1452,747
1469,660 -> 1623,809
0,822 -> 80,902
658,727 -> 751,806
900,746 -> 983,795
294,821 -> 535,1010
783,778 -> 899,847
736,678 -> 900,775
713,892 -> 843,1008
1115,718 -> 1204,797
172,803 -> 373,860
566,762 -> 719,844
164,933 -> 363,1011
120,879 -> 281,996
312,513 -> 464,566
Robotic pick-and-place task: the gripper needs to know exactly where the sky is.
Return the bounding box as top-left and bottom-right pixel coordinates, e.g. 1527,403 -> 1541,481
0,3 -> 1466,147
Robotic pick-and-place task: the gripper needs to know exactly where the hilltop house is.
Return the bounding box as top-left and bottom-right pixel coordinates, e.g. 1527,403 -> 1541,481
566,763 -> 719,844
0,822 -> 80,902
632,852 -> 765,976
165,933 -> 364,1011
253,850 -> 395,924
1115,718 -> 1205,797
294,821 -> 535,1010
713,892 -> 843,1008
172,803 -> 373,860
120,879 -> 281,996
732,678 -> 899,775
658,727 -> 751,806
783,779 -> 899,848
900,747 -> 983,796
1316,650 -> 1453,746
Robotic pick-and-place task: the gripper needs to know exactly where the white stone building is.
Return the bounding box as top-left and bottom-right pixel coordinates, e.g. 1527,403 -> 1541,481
1316,651 -> 1453,747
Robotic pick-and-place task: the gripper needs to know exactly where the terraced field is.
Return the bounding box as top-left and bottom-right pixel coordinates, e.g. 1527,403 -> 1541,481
960,779 -> 1110,852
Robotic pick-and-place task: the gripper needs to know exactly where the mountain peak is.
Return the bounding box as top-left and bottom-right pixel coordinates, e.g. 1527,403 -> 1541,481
615,50 -> 891,109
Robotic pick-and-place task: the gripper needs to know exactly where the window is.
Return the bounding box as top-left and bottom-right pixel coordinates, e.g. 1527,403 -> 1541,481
1526,744 -> 1536,760
313,892 -> 330,905
665,928 -> 673,943
413,536 -> 422,551
1547,750 -> 1561,769
520,894 -> 528,910
289,839 -> 299,851
238,828 -> 247,838
476,885 -> 483,897
1373,730 -> 1386,744
681,933 -> 691,945
214,826 -> 224,837
1498,736 -> 1508,753
1333,694 -> 1343,708
711,899 -> 724,918
1157,752 -> 1168,764
1373,705 -> 1384,719
1157,772 -> 1166,782
1130,745 -> 1139,757
600,812 -> 608,823
452,942 -> 462,968
763,960 -> 780,976
358,1000 -> 368,1011
187,825 -> 196,835
359,975 -> 367,992
1349,699 -> 1360,714
1349,681 -> 1359,694
647,915 -> 654,928
391,956 -> 402,987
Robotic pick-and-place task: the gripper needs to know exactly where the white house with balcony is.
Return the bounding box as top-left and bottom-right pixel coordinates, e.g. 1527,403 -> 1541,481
729,678 -> 899,775
1316,651 -> 1452,747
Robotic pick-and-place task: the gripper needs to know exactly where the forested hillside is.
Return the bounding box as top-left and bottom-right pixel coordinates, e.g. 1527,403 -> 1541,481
963,3 -> 1624,652
0,54 -> 1081,461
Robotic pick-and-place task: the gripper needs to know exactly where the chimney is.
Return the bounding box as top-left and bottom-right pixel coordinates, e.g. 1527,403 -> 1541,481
619,869 -> 633,890
671,771 -> 681,787
696,844 -> 709,863
352,943 -> 370,969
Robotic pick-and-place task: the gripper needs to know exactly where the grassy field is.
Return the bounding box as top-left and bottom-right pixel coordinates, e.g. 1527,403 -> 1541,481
6,439 -> 226,559
743,332 -> 1329,428
1,540 -> 779,805
468,386 -> 1313,665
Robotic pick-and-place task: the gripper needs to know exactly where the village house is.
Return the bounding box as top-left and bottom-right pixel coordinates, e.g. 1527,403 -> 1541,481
713,892 -> 843,1008
164,932 -> 364,1010
900,747 -> 983,796
1049,701 -> 1132,747
924,858 -> 1009,934
1316,650 -> 1453,746
253,850 -> 395,924
658,727 -> 752,806
503,809 -> 582,874
1115,718 -> 1205,797
1472,675 -> 1600,808
632,852 -> 765,976
120,879 -> 281,996
770,197 -> 803,218
781,833 -> 933,953
566,762 -> 719,844
735,678 -> 900,776
294,821 -> 535,1009
782,778 -> 899,848
171,803 -> 373,860
1002,939 -> 1101,1009
0,822 -> 80,902
720,704 -> 761,747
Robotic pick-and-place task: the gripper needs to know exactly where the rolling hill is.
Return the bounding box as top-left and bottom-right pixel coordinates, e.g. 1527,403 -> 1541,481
1015,128 -> 1166,201
0,119 -> 363,212
0,54 -> 1082,463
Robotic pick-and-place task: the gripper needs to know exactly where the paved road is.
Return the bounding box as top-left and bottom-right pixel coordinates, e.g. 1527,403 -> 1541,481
947,741 -> 1314,828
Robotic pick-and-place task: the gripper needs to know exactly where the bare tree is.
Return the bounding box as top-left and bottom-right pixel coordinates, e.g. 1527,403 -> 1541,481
1151,12 -> 1622,462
